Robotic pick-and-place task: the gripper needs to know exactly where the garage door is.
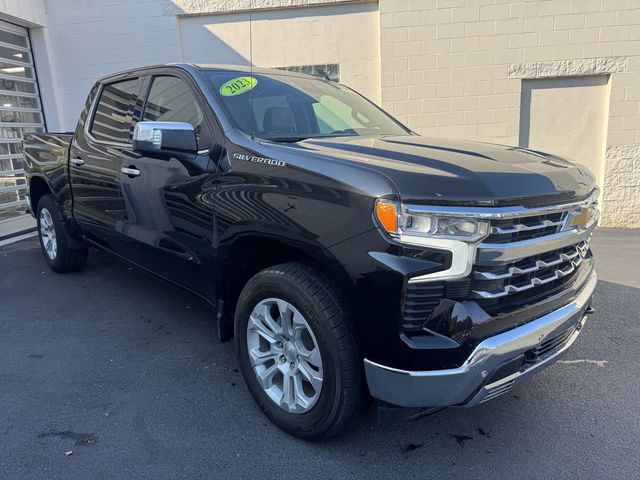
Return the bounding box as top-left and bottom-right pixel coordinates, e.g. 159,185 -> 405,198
0,20 -> 45,236
178,2 -> 381,103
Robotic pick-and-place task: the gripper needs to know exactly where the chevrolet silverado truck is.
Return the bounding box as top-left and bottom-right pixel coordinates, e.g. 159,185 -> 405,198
23,64 -> 598,439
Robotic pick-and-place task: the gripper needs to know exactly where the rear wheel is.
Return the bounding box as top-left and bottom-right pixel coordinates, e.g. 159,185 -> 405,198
235,262 -> 364,439
36,194 -> 88,272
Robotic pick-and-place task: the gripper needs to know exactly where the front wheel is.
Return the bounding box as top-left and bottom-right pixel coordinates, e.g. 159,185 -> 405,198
36,194 -> 88,272
235,263 -> 365,439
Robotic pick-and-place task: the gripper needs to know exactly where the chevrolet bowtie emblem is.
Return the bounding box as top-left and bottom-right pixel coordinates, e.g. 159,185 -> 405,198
566,207 -> 591,231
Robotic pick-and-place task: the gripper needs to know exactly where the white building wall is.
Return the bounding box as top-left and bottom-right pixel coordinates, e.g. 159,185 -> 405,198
0,0 -> 46,26
42,0 -> 181,130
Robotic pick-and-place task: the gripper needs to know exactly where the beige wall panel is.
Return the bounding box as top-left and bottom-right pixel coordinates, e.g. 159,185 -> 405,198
178,3 -> 381,102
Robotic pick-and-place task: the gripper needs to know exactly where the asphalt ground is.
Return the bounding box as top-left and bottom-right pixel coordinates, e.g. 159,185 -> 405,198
1,229 -> 639,479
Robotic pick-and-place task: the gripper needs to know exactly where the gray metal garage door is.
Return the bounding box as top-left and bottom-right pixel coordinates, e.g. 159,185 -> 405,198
0,20 -> 45,232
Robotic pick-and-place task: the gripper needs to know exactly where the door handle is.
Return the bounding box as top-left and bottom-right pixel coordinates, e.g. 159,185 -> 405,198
121,166 -> 141,177
71,158 -> 85,166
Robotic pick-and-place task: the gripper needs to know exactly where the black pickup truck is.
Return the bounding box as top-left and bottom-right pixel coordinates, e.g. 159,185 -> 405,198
23,64 -> 598,439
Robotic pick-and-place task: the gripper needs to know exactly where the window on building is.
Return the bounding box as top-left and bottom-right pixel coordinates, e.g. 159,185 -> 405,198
0,20 -> 45,225
89,78 -> 142,144
276,64 -> 340,82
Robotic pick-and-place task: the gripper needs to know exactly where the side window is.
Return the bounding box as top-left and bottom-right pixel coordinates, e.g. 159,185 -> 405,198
142,76 -> 205,144
89,78 -> 141,143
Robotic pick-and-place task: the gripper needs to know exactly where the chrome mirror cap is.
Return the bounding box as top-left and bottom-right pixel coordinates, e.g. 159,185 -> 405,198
133,121 -> 197,158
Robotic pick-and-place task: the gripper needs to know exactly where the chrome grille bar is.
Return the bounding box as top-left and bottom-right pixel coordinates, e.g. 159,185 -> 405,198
472,255 -> 586,299
476,220 -> 596,266
490,218 -> 564,235
474,241 -> 586,281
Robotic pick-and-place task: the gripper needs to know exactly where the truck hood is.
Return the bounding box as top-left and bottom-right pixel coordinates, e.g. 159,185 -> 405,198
289,135 -> 596,206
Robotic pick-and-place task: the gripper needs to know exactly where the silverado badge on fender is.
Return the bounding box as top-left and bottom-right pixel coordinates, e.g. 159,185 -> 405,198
233,152 -> 285,167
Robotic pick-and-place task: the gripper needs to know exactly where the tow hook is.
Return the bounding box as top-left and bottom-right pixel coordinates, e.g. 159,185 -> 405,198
585,306 -> 596,315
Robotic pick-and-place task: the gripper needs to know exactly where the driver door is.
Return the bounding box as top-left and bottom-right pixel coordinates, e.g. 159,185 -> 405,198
117,73 -> 217,298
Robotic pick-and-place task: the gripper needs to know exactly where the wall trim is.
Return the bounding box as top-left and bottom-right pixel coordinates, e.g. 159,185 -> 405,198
606,144 -> 640,161
508,57 -> 628,80
163,0 -> 375,16
601,144 -> 640,228
0,12 -> 45,28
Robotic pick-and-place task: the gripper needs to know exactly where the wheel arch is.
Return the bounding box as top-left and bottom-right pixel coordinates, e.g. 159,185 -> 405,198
29,175 -> 53,215
215,234 -> 356,341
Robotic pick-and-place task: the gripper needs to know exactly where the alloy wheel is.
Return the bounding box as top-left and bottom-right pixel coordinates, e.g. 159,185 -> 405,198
39,208 -> 57,260
246,298 -> 323,414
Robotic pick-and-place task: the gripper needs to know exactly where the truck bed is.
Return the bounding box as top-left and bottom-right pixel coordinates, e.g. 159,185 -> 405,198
23,132 -> 74,162
22,132 -> 75,212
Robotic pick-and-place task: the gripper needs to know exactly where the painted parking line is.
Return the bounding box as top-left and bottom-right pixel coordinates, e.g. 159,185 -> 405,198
0,231 -> 38,248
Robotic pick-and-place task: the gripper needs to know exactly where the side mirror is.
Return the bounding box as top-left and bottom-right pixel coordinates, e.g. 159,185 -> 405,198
133,121 -> 197,159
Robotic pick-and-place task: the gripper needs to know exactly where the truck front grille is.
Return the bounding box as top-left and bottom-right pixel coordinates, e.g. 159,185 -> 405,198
468,190 -> 598,316
402,190 -> 598,332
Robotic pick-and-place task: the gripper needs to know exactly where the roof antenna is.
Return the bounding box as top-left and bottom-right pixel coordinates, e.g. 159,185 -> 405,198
249,1 -> 255,140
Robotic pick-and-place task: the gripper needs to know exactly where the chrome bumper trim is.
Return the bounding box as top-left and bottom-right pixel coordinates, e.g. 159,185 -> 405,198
364,270 -> 597,408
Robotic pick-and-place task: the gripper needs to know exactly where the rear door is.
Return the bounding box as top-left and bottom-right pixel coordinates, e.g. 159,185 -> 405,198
70,76 -> 144,250
117,72 -> 217,298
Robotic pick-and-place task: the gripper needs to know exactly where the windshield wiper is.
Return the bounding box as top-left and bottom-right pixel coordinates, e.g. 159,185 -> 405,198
262,133 -> 361,143
262,136 -> 312,143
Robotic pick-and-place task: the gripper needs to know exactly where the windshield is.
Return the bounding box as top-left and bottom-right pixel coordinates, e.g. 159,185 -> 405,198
205,70 -> 410,142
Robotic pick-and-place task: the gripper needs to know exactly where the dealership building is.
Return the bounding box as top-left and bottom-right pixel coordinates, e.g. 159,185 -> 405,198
0,0 -> 639,238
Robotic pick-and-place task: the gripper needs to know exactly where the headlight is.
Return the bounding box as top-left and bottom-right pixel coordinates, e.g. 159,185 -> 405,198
374,199 -> 489,281
375,199 -> 489,242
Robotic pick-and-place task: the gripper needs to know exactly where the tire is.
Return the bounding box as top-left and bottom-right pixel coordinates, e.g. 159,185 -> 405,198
234,262 -> 365,439
36,194 -> 88,272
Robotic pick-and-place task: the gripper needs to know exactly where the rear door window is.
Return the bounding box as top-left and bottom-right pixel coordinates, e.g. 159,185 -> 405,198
89,78 -> 142,144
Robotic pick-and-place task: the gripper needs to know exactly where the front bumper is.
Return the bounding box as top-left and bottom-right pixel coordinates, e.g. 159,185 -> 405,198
364,270 -> 597,408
